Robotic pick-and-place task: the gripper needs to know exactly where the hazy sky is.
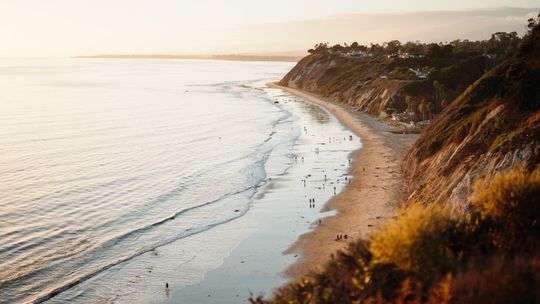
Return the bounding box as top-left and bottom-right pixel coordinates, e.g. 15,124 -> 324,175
0,1 -> 538,57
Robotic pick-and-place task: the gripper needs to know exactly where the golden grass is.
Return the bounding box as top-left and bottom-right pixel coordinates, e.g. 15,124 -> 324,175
369,203 -> 456,278
471,166 -> 540,250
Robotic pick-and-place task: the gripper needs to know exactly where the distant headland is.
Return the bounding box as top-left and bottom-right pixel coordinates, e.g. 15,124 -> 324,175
74,54 -> 303,62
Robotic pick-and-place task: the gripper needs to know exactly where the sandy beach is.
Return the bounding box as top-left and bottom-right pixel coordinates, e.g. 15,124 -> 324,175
269,83 -> 418,278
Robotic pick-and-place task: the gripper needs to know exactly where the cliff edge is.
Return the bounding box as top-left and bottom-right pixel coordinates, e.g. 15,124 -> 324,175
403,24 -> 540,213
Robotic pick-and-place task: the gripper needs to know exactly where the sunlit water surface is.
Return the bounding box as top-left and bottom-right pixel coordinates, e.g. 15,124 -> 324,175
0,58 -> 360,303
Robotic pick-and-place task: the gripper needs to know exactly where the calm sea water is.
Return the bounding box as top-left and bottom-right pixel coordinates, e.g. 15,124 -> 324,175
0,58 -> 298,303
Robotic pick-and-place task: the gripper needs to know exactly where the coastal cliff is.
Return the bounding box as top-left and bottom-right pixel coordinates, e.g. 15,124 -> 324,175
279,51 -> 493,118
403,26 -> 540,213
278,34 -> 538,212
279,55 -> 415,115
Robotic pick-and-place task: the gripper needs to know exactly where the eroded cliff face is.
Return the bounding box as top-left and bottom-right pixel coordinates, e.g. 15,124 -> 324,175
279,55 -> 424,116
280,34 -> 539,213
403,27 -> 540,213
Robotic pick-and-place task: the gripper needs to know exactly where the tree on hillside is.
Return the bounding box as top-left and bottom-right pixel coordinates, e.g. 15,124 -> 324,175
527,13 -> 540,33
418,98 -> 428,121
441,44 -> 454,57
402,41 -> 424,55
426,43 -> 442,57
433,81 -> 452,111
331,44 -> 344,54
350,42 -> 368,54
370,43 -> 384,57
427,101 -> 434,120
405,96 -> 418,121
384,40 -> 402,55
308,43 -> 329,55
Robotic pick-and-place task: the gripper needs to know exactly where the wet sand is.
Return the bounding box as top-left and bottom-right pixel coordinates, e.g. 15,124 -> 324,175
269,83 -> 418,278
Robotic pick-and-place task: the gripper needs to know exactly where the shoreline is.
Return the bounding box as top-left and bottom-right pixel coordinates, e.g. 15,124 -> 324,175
166,81 -> 363,303
268,83 -> 418,278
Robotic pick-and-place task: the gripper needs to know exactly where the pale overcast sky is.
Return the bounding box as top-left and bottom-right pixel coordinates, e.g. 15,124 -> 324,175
0,1 -> 538,56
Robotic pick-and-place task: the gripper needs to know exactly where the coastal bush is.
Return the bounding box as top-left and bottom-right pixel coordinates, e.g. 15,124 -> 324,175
446,253 -> 540,304
470,167 -> 540,251
369,203 -> 457,281
250,240 -> 376,304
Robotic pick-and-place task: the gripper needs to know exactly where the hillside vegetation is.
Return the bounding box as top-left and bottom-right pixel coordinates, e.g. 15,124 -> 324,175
254,15 -> 540,303
251,169 -> 540,303
279,35 -> 518,120
404,18 -> 540,212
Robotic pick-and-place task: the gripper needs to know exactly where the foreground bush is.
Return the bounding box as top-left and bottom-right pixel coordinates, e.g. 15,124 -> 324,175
448,253 -> 540,304
369,203 -> 456,281
471,168 -> 540,250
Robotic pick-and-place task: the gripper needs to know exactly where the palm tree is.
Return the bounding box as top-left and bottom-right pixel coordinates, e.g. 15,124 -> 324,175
405,96 -> 417,121
418,98 -> 428,122
427,101 -> 434,120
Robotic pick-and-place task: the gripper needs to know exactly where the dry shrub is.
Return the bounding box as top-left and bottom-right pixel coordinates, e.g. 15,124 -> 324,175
447,254 -> 540,304
471,167 -> 540,250
369,203 -> 457,281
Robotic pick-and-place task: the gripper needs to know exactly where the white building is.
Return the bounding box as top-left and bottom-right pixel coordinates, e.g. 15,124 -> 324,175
409,68 -> 429,79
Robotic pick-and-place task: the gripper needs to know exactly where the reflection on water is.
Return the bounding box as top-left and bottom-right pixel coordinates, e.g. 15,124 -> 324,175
0,58 -> 296,303
302,100 -> 331,124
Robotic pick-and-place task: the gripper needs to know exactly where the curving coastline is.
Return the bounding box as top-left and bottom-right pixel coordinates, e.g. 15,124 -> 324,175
268,83 -> 418,278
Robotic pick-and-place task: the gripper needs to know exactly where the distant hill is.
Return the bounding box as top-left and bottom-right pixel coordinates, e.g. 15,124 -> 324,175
75,54 -> 303,62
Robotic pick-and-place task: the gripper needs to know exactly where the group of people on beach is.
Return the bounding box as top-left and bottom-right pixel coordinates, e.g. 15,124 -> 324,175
309,198 -> 316,208
336,234 -> 348,241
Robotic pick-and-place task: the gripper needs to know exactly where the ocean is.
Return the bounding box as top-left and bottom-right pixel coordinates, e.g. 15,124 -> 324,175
0,58 -> 360,303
